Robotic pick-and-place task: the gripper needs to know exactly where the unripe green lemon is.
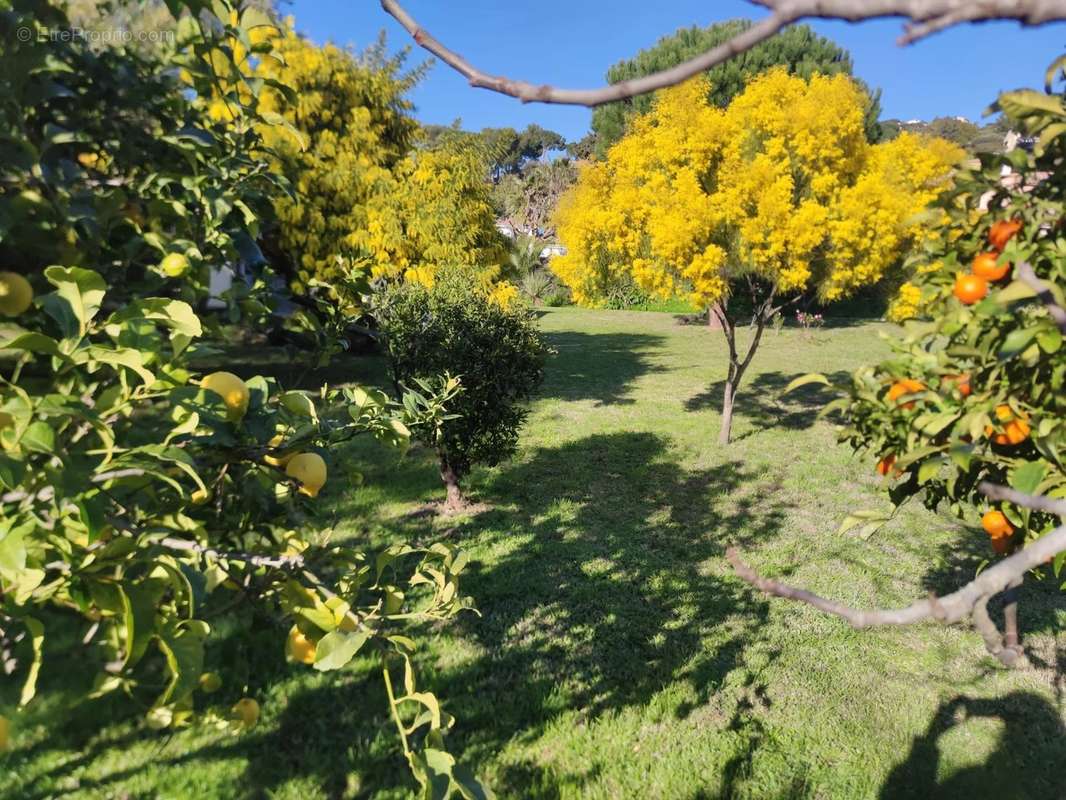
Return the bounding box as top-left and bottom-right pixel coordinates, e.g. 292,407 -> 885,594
198,672 -> 222,693
160,253 -> 190,278
285,453 -> 327,498
201,371 -> 249,421
0,272 -> 33,317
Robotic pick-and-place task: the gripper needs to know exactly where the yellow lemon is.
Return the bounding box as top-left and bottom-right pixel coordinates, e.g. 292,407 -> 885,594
160,253 -> 190,278
230,697 -> 260,729
264,433 -> 293,468
285,453 -> 327,498
0,272 -> 33,317
201,371 -> 249,422
199,672 -> 222,693
77,152 -> 99,169
285,626 -> 317,665
0,714 -> 9,752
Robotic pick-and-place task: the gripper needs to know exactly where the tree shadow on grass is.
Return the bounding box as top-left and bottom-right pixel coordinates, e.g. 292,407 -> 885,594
14,432 -> 791,800
919,518 -> 1066,672
539,331 -> 666,406
878,691 -> 1066,799
684,370 -> 851,440
412,431 -> 791,796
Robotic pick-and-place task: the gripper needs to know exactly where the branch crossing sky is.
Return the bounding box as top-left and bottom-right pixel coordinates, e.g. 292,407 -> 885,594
290,0 -> 1066,141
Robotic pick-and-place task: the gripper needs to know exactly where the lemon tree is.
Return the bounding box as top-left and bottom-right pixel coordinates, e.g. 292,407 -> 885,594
0,2 -> 488,795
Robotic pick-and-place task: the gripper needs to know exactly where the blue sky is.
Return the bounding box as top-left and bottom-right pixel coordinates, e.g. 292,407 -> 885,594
287,1 -> 1066,142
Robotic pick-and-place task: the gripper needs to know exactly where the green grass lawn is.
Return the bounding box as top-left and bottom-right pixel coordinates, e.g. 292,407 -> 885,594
3,307 -> 1064,799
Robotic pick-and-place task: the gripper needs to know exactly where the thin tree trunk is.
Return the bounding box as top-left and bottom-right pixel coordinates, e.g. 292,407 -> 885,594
439,459 -> 463,510
1002,575 -> 1023,651
719,377 -> 737,445
714,293 -> 773,445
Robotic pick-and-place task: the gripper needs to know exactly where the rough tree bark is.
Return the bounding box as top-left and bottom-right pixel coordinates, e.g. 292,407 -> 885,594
439,458 -> 464,511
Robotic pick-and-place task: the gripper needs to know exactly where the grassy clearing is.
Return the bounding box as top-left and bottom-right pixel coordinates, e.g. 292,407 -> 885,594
2,307 -> 1064,799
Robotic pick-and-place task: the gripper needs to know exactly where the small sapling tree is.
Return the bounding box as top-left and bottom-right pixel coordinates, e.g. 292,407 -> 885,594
378,268 -> 548,510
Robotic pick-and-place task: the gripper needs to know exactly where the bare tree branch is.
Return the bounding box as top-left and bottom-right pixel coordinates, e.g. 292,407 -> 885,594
1015,261 -> 1066,333
980,480 -> 1066,515
728,486 -> 1066,666
158,536 -> 306,569
380,0 -> 1066,107
2,468 -> 148,505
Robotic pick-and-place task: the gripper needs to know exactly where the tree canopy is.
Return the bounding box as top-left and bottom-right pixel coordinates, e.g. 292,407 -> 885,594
480,123 -> 567,180
255,28 -> 506,295
590,19 -> 883,157
553,70 -> 960,442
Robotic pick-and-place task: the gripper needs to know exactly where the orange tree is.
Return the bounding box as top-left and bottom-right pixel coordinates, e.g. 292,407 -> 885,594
0,1 -> 489,795
775,68 -> 1066,664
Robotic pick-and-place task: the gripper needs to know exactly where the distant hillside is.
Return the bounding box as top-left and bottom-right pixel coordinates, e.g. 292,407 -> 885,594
880,116 -> 1011,153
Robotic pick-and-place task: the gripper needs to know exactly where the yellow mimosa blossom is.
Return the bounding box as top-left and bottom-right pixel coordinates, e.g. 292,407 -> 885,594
552,70 -> 963,309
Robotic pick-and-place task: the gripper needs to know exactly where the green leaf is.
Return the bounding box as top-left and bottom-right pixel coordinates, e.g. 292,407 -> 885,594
0,520 -> 31,573
782,373 -> 831,395
409,692 -> 443,730
44,266 -> 107,336
313,630 -> 369,671
0,453 -> 25,490
19,617 -> 44,706
121,580 -> 164,669
20,421 -> 55,454
837,510 -> 891,540
993,279 -> 1037,305
13,569 -> 45,605
917,458 -> 942,485
2,332 -> 65,358
1010,460 -> 1047,496
1037,326 -> 1062,354
998,328 -> 1037,358
895,445 -> 946,469
917,412 -> 957,437
452,764 -> 494,800
409,747 -> 454,800
87,346 -> 156,386
156,624 -> 206,707
105,299 -> 203,339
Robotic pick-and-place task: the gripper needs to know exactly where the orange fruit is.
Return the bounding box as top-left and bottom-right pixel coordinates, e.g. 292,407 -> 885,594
1003,418 -> 1031,445
876,454 -> 897,476
982,510 -> 1014,539
953,273 -> 988,305
988,219 -> 1022,252
971,252 -> 1010,282
887,379 -> 925,410
986,404 -> 1030,446
941,373 -> 971,398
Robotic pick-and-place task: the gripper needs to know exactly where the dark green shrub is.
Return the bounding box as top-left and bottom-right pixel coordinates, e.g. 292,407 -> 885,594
377,269 -> 549,508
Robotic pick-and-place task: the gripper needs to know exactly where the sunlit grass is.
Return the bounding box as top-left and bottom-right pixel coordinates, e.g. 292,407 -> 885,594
2,307 -> 1063,800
